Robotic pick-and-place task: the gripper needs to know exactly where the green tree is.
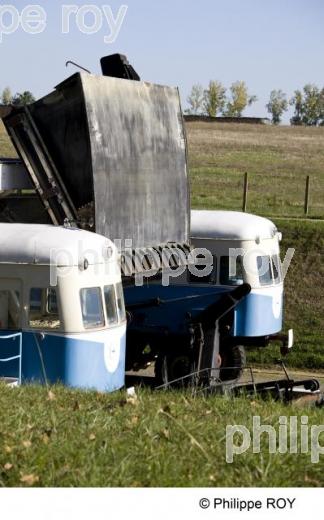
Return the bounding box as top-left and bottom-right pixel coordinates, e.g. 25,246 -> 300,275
319,88 -> 324,126
290,84 -> 322,126
1,87 -> 12,105
224,81 -> 257,117
302,84 -> 321,125
290,89 -> 303,125
186,84 -> 204,115
12,91 -> 36,106
203,80 -> 226,117
266,90 -> 288,124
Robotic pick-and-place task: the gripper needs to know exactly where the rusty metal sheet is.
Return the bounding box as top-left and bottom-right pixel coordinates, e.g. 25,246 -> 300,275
3,72 -> 190,252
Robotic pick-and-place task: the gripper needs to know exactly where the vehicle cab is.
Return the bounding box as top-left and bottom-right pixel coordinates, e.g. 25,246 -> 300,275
0,224 -> 126,391
191,210 -> 285,339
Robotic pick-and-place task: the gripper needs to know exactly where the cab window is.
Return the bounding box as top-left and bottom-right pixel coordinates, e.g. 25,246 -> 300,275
220,256 -> 244,285
0,290 -> 20,330
80,287 -> 105,329
104,285 -> 118,326
272,254 -> 282,284
29,288 -> 61,330
188,255 -> 217,284
116,282 -> 126,323
257,256 -> 273,286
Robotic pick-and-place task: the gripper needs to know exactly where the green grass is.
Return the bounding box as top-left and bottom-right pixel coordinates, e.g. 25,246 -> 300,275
188,122 -> 324,218
247,218 -> 324,369
1,384 -> 323,487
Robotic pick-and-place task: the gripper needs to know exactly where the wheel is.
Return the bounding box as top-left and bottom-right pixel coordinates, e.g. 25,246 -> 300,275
219,344 -> 246,381
154,349 -> 195,387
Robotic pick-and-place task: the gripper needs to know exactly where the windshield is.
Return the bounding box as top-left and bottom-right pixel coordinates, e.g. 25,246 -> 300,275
80,287 -> 105,329
257,255 -> 282,286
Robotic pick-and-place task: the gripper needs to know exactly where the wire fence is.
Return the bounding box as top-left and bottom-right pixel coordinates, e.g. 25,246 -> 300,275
241,173 -> 324,218
191,171 -> 324,219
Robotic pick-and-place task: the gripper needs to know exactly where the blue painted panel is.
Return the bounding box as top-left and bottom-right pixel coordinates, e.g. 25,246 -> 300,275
0,333 -> 21,379
125,284 -> 283,339
234,292 -> 283,336
124,284 -> 228,334
0,329 -> 126,392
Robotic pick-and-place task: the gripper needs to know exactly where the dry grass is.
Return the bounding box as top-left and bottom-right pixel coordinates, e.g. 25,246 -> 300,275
187,122 -> 324,158
187,122 -> 324,217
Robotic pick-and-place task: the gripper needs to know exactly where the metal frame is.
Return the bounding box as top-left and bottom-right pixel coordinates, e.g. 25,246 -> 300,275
0,332 -> 22,385
5,108 -> 77,226
154,363 -> 321,403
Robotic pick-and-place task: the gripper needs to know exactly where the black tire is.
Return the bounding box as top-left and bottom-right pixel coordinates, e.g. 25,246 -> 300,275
219,344 -> 246,381
155,349 -> 195,387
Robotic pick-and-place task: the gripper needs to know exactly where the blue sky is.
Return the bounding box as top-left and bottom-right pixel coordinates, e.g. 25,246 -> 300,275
0,0 -> 323,122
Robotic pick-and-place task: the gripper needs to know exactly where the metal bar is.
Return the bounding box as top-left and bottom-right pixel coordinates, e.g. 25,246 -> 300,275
66,60 -> 91,74
0,356 -> 21,362
304,175 -> 310,215
249,366 -> 257,394
242,172 -> 248,212
126,290 -> 232,309
19,332 -> 22,385
8,126 -> 59,225
5,109 -> 77,226
24,108 -> 78,219
0,333 -> 22,339
33,333 -> 48,387
23,126 -> 73,220
280,359 -> 290,380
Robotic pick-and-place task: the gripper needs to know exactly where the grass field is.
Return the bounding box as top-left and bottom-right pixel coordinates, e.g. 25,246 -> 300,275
0,120 -> 323,487
188,122 -> 324,218
1,384 -> 323,487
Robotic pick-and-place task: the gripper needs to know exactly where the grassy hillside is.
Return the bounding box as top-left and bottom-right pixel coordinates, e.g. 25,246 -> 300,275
188,122 -> 324,218
1,384 -> 323,487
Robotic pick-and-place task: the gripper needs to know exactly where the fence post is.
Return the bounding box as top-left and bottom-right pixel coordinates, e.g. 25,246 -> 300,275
304,175 -> 310,216
242,172 -> 248,212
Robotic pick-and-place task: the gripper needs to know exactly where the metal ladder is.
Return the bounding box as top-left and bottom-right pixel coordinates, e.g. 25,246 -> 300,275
0,332 -> 22,385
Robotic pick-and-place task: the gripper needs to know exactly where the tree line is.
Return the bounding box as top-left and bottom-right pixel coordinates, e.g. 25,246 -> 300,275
186,81 -> 257,118
2,82 -> 324,126
186,82 -> 324,125
1,87 -> 35,107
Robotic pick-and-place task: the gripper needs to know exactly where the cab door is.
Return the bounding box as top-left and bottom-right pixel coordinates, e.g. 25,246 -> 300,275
0,278 -> 22,380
